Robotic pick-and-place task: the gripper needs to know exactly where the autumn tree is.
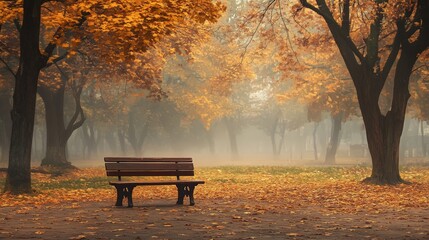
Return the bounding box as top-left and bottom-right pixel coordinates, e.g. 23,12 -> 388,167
2,0 -> 225,193
291,0 -> 429,183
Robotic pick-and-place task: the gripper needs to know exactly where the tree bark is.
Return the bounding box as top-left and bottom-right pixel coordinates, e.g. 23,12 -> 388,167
38,66 -> 85,167
5,0 -> 42,193
0,92 -> 12,163
38,87 -> 70,167
325,112 -> 343,164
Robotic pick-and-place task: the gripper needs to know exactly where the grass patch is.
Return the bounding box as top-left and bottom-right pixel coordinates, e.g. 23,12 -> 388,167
33,177 -> 111,190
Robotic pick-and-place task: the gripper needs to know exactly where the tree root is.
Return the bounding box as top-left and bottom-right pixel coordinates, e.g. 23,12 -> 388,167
362,176 -> 411,185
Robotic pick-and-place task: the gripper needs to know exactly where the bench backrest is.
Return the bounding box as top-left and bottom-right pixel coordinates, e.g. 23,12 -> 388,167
104,157 -> 194,181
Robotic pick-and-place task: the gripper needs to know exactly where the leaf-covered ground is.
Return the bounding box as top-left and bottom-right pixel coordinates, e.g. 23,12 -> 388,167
1,166 -> 429,239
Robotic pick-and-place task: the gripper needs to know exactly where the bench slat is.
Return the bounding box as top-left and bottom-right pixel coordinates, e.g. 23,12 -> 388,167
109,180 -> 205,185
106,170 -> 195,177
104,157 -> 193,162
105,162 -> 194,171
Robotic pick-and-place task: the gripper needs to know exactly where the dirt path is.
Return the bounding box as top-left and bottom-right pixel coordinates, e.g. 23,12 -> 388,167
1,198 -> 428,240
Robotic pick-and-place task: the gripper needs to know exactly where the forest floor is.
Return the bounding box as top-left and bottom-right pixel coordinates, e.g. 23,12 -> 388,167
1,166 -> 429,239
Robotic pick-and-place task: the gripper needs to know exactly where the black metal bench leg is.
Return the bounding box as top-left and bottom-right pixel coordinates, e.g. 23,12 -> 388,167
176,184 -> 185,205
125,186 -> 135,208
188,185 -> 195,206
114,186 -> 125,207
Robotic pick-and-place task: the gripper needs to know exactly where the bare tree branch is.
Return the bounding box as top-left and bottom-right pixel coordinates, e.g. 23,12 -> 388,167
240,0 -> 276,64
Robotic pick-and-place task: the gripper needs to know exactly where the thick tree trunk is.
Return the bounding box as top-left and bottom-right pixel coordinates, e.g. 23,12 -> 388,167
325,112 -> 343,164
0,93 -> 12,163
38,87 -> 71,167
5,0 -> 42,194
359,51 -> 416,184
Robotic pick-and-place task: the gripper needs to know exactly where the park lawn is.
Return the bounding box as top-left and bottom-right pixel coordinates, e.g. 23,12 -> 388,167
0,166 -> 429,213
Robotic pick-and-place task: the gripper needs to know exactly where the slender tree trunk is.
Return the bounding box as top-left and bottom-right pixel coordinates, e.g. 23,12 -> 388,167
86,121 -> 97,158
313,122 -> 319,161
5,0 -> 42,193
420,121 -> 427,157
276,123 -> 287,156
205,127 -> 215,154
81,121 -> 97,159
117,127 -> 127,155
127,111 -> 141,156
325,112 -> 344,164
127,111 -> 149,156
270,113 -> 280,156
105,130 -> 117,154
270,131 -> 277,157
225,118 -> 238,157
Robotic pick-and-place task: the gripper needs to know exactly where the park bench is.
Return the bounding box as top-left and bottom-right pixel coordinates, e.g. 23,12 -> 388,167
104,157 -> 205,207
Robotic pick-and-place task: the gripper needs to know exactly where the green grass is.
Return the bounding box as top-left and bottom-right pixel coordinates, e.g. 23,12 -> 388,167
32,177 -> 111,190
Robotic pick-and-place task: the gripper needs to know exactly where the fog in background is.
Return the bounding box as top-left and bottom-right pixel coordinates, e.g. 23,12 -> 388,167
8,109 -> 427,168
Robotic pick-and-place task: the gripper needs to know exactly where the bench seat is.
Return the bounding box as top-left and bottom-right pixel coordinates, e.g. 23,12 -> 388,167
109,180 -> 205,186
105,157 -> 204,207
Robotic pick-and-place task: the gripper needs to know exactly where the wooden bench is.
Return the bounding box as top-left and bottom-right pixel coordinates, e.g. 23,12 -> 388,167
104,157 -> 204,207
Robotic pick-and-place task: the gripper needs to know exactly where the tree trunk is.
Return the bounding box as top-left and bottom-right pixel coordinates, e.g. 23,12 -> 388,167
117,127 -> 127,155
205,127 -> 215,154
325,112 -> 344,164
127,111 -> 141,156
399,118 -> 410,161
313,122 -> 319,161
38,87 -> 70,167
127,110 -> 149,156
0,92 -> 12,163
105,130 -> 117,154
83,121 -> 97,159
359,51 -> 416,184
5,0 -> 42,194
225,118 -> 238,157
270,131 -> 277,157
420,121 -> 427,157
